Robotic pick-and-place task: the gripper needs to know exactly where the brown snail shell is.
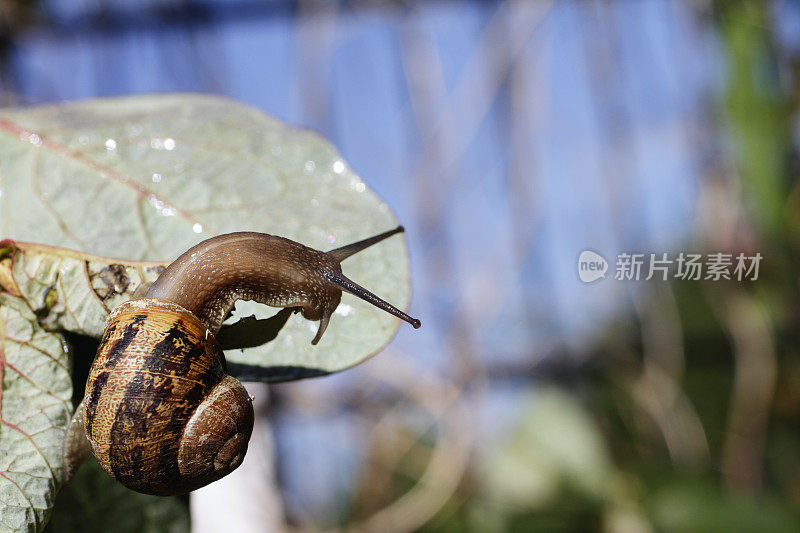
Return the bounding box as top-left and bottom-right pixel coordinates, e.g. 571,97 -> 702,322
83,298 -> 254,496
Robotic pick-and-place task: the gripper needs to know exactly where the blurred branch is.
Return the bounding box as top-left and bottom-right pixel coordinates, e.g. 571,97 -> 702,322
506,1 -> 546,343
707,0 -> 790,494
401,0 -> 552,229
629,285 -> 710,468
714,289 -> 777,493
279,349 -> 471,533
347,350 -> 469,533
296,0 -> 339,131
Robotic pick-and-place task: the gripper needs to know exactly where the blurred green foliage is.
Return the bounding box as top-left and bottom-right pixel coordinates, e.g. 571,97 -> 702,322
347,2 -> 800,531
721,1 -> 791,235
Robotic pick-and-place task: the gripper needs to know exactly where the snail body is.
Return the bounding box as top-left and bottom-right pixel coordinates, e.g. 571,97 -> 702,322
65,227 -> 420,495
145,228 -> 420,344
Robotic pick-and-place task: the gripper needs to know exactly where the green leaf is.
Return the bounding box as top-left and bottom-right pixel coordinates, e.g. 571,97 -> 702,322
0,293 -> 71,531
651,477 -> 800,532
477,388 -> 613,508
0,95 -> 412,531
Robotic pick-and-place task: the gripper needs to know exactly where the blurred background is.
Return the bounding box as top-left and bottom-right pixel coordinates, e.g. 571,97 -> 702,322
4,0 -> 800,531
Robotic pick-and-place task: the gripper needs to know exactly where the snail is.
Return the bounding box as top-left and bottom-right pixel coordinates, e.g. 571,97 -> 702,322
62,226 -> 420,495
